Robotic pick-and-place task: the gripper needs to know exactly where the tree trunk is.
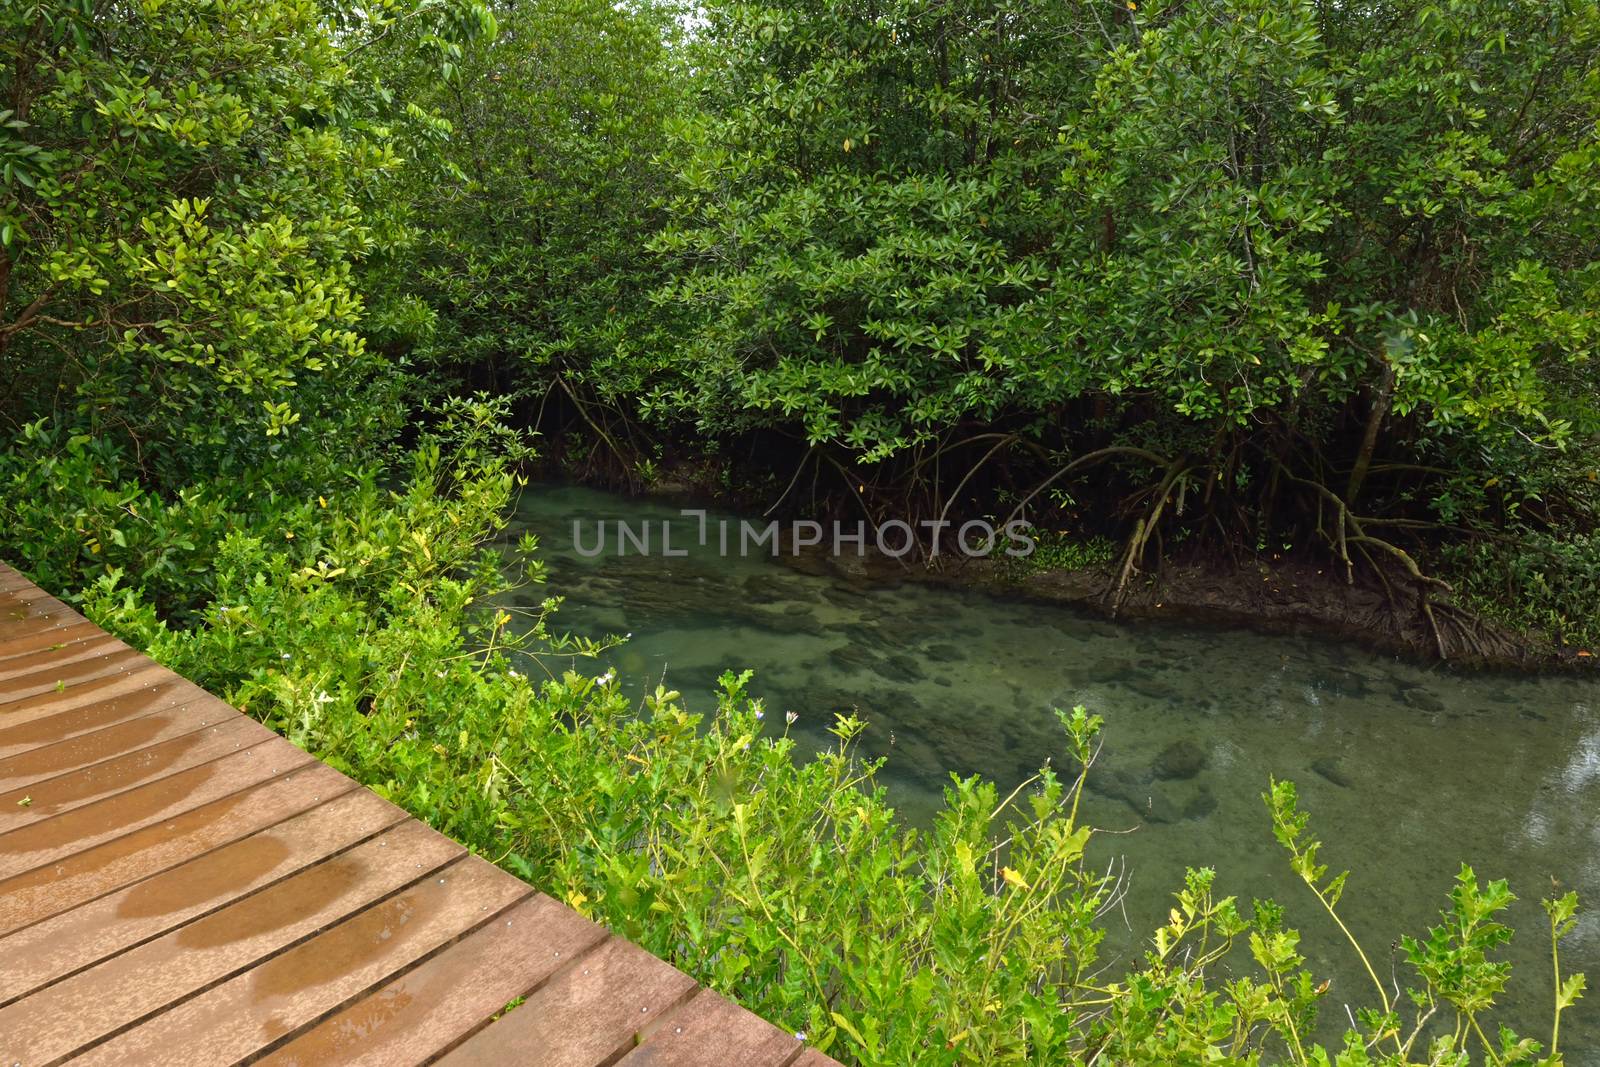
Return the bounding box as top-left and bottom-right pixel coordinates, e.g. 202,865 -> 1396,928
1345,361 -> 1396,508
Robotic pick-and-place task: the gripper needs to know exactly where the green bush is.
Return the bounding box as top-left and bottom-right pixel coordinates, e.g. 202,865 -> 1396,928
1442,533 -> 1600,653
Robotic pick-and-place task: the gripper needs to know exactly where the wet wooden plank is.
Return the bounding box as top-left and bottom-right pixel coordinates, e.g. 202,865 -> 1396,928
0,576 -> 50,600
0,762 -> 355,936
0,734 -> 316,879
0,699 -> 237,793
259,894 -> 610,1067
0,664 -> 180,726
0,714 -> 274,826
0,645 -> 150,704
619,989 -> 806,1067
0,620 -> 112,662
72,854 -> 531,1067
0,676 -> 204,757
0,786 -> 406,1005
0,819 -> 464,1065
0,589 -> 78,641
0,633 -> 126,675
436,935 -> 700,1067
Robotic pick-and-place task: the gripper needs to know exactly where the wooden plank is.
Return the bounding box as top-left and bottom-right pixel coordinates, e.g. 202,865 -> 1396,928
0,645 -> 150,704
0,579 -> 50,602
0,633 -> 127,678
0,819 -> 465,1065
0,699 -> 238,793
619,989 -> 806,1067
0,714 -> 274,826
0,734 -> 316,879
0,590 -> 77,641
436,935 -> 699,1067
70,854 -> 531,1067
0,621 -> 111,663
259,894 -> 610,1067
0,576 -> 63,602
0,786 -> 407,1005
0,762 -> 355,936
0,676 -> 203,758
0,610 -> 78,645
0,664 -> 180,726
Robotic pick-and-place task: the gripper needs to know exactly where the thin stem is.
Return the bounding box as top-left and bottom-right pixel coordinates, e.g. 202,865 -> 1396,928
1551,914 -> 1564,1055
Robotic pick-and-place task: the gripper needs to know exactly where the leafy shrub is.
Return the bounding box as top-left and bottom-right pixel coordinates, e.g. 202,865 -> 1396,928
1002,531 -> 1118,581
1441,534 -> 1600,653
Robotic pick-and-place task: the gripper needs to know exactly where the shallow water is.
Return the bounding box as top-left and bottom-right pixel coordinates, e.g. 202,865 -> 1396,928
497,484 -> 1600,1056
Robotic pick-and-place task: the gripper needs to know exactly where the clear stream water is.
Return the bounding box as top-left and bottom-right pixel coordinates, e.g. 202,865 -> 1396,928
497,484 -> 1600,1056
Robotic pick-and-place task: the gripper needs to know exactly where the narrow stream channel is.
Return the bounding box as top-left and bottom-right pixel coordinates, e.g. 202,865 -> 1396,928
497,484 -> 1600,1054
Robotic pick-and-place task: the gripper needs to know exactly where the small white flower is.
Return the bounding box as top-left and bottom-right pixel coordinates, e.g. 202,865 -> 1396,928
507,669 -> 522,680
795,1032 -> 806,1042
754,709 -> 764,720
280,652 -> 291,660
785,711 -> 798,725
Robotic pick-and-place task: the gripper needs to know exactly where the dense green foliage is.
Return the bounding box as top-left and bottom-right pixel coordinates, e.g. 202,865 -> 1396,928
373,0 -> 687,414
2,0 -> 1597,1062
396,0 -> 1600,649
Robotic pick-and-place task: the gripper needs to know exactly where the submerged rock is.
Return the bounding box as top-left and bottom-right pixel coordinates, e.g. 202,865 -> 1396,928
1318,667 -> 1371,698
1398,686 -> 1445,713
827,645 -> 881,674
880,653 -> 923,684
1152,739 -> 1207,781
1087,766 -> 1182,824
829,622 -> 901,655
1182,786 -> 1219,821
743,574 -> 804,602
1310,756 -> 1353,788
1086,655 -> 1138,680
821,585 -> 871,610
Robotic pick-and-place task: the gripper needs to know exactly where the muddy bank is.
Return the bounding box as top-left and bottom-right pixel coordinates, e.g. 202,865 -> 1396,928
785,545 -> 1596,672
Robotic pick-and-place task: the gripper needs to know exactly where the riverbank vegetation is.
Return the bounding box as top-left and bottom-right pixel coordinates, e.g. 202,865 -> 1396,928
390,0 -> 1600,659
1,0 -> 1594,1062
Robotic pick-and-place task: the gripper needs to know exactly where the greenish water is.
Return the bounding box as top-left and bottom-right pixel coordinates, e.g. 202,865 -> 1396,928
498,484 -> 1600,1056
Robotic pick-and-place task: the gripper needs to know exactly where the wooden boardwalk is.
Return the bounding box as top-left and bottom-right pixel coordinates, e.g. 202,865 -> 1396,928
0,563 -> 839,1067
